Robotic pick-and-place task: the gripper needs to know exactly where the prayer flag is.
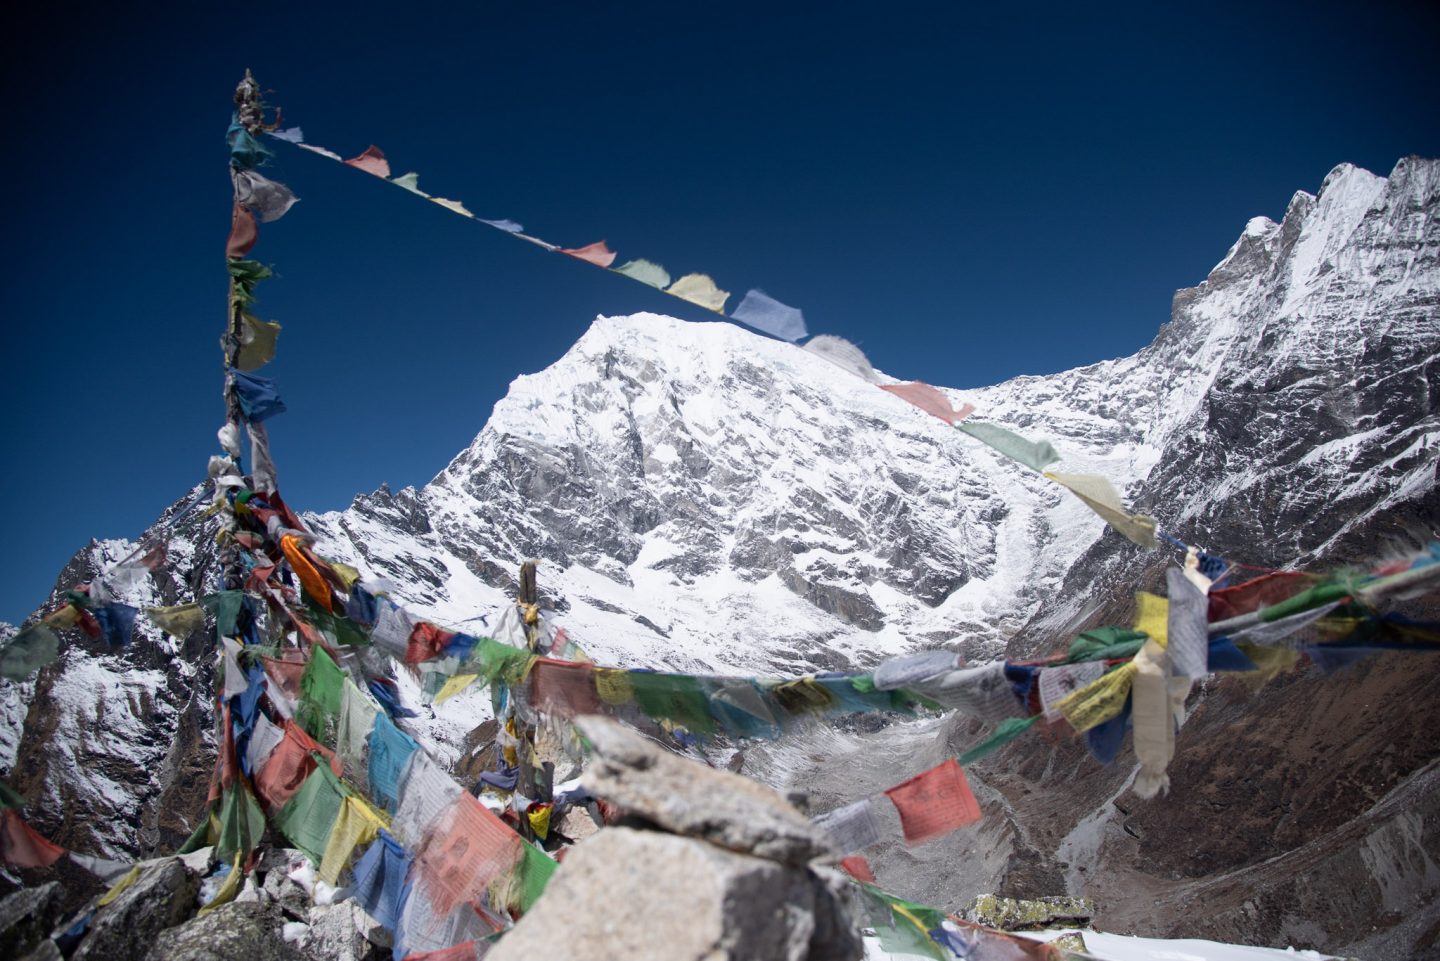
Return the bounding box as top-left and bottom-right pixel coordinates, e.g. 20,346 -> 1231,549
731,289 -> 808,342
1052,663 -> 1137,733
430,197 -> 473,217
390,172 -> 430,197
229,369 -> 287,423
231,168 -> 298,222
267,127 -> 304,143
337,680 -> 381,791
1133,592 -> 1169,648
480,218 -> 524,233
319,795 -> 388,885
0,624 -> 60,680
391,751 -> 461,846
1045,471 -> 1156,547
872,650 -> 962,690
1038,662 -> 1105,721
93,603 -> 137,648
812,799 -> 881,854
529,658 -> 601,717
406,622 -> 456,664
560,241 -> 617,268
803,335 -> 880,383
254,720 -> 341,812
883,758 -> 981,845
1166,567 -> 1209,679
409,793 -> 522,919
226,121 -> 271,169
614,258 -> 671,289
958,422 -> 1061,472
880,382 -> 975,425
351,830 -> 411,933
343,145 -> 391,178
667,273 -> 730,313
1208,571 -> 1317,621
0,809 -> 65,868
957,715 -> 1039,765
912,661 -> 1018,722
297,143 -> 343,161
234,314 -> 281,371
226,203 -> 258,258
839,855 -> 876,882
275,763 -> 346,865
368,713 -> 420,813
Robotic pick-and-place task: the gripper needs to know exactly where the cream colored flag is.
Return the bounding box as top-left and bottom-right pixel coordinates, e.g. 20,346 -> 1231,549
1046,471 -> 1158,549
667,273 -> 730,313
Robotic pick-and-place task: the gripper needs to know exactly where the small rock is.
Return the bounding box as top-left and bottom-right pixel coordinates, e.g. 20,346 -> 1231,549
576,715 -> 835,865
961,893 -> 1094,931
302,901 -> 388,961
0,881 -> 65,958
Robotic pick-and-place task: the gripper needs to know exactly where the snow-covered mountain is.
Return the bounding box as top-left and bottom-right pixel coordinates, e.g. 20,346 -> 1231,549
1,157 -> 1436,952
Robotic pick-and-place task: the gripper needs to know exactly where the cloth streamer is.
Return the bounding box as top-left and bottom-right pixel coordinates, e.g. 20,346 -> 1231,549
343,146 -> 391,178
1038,662 -> 1105,721
319,794 -> 387,885
911,661 -> 1018,722
960,423 -> 1061,473
234,315 -> 281,372
613,258 -> 670,289
667,273 -> 729,313
879,383 -> 974,425
229,369 -> 287,423
812,799 -> 881,854
1131,638 -> 1191,799
0,809 -> 66,868
351,830 -> 412,933
226,204 -> 258,258
730,289 -> 808,342
560,241 -> 617,268
368,712 -> 420,813
337,680 -> 381,791
0,625 -> 60,680
1045,471 -> 1157,548
883,758 -> 981,845
1167,567 -> 1210,678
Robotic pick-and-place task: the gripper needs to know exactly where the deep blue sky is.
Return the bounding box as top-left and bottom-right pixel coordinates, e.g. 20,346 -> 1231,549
2,1 -> 1437,622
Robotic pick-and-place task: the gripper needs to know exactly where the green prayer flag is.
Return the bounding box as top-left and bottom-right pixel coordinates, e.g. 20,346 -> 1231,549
475,638 -> 532,687
957,715 -> 1039,765
177,802 -> 217,854
306,605 -> 369,647
956,422 -> 1061,472
390,172 -> 430,196
515,843 -> 557,912
613,259 -> 671,289
0,780 -> 27,810
1259,580 -> 1354,622
275,763 -> 346,865
299,646 -> 345,741
1066,627 -> 1147,664
204,592 -> 247,636
0,624 -> 60,680
630,672 -> 716,736
216,784 -> 266,862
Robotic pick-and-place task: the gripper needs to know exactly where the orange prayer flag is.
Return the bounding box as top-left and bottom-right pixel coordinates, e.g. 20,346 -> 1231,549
529,658 -> 602,717
0,809 -> 66,868
560,240 -> 617,268
879,382 -> 975,425
883,758 -> 981,845
280,535 -> 338,614
343,145 -> 391,178
839,855 -> 876,882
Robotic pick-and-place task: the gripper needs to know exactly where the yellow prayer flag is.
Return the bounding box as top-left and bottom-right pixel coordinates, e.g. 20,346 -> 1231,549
667,273 -> 730,314
97,865 -> 142,907
1045,472 -> 1158,549
319,796 -> 388,885
197,856 -> 245,916
434,673 -> 480,705
1053,663 -> 1137,733
327,561 -> 362,590
43,605 -> 82,630
527,805 -> 552,840
431,197 -> 473,217
594,668 -> 635,705
1133,592 -> 1169,649
145,603 -> 206,637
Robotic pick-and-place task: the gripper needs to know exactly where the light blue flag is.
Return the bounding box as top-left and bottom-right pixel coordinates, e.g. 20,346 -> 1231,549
956,421 -> 1060,471
267,127 -> 305,143
731,289 -> 807,342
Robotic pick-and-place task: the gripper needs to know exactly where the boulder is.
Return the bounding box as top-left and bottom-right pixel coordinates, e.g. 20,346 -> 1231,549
961,893 -> 1094,930
0,882 -> 64,958
143,900 -> 305,961
73,857 -> 201,961
576,715 -> 834,865
300,901 -> 390,961
489,826 -> 859,961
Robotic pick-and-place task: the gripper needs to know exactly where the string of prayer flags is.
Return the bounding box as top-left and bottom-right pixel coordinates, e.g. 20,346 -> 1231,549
1045,471 -> 1157,548
957,422 -> 1061,472
228,369 -> 287,423
560,241 -> 617,268
883,758 -> 981,845
614,258 -> 671,289
880,382 -> 975,426
812,798 -> 882,854
391,172 -> 429,196
343,145 -> 391,178
667,273 -> 730,313
731,289 -> 808,342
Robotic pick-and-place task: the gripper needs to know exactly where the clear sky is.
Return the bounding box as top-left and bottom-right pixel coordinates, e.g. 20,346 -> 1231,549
2,1 -> 1437,622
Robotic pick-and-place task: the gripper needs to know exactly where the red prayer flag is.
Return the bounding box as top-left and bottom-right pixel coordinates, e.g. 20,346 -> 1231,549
405,622 -> 456,664
253,720 -> 341,812
0,809 -> 66,868
559,240 -> 617,268
839,855 -> 875,882
1208,571 -> 1317,621
879,382 -> 975,425
883,758 -> 981,845
529,658 -> 602,717
343,145 -> 391,178
226,203 -> 259,258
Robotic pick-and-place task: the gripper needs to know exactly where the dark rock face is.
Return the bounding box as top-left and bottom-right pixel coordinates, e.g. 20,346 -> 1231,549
0,158 -> 1433,955
0,881 -> 64,959
73,858 -> 201,961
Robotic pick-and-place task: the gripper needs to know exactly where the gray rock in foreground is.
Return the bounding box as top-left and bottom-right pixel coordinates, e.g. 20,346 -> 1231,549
577,715 -> 835,866
0,881 -> 64,959
488,827 -> 862,961
73,857 -> 201,961
144,900 -> 304,961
